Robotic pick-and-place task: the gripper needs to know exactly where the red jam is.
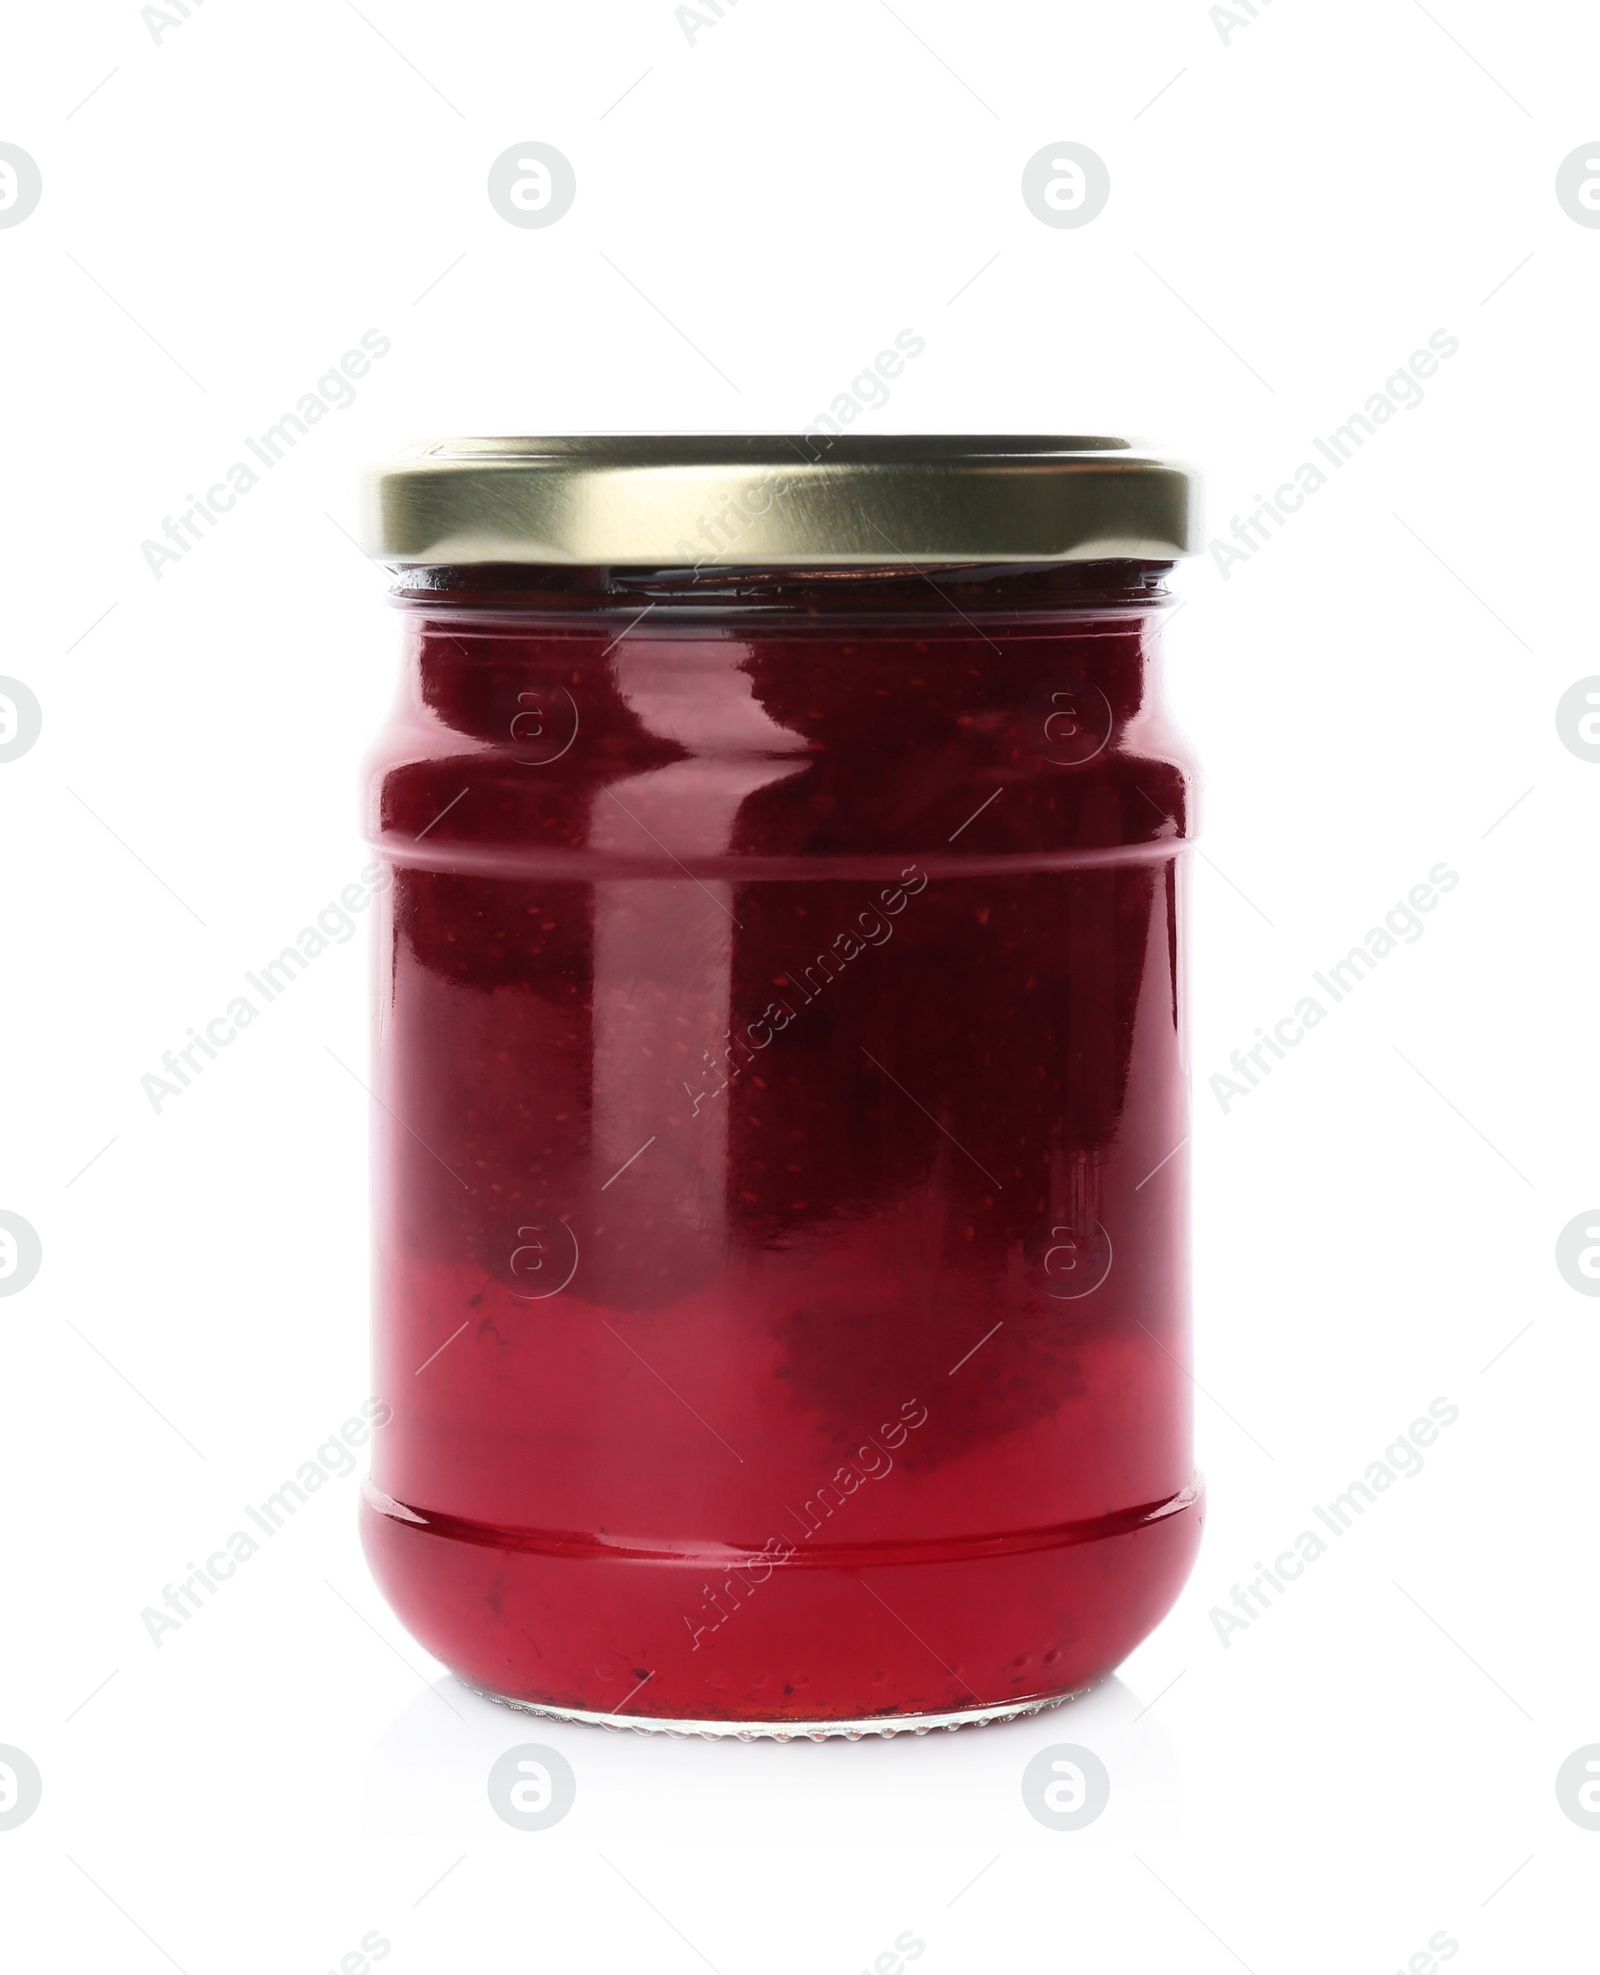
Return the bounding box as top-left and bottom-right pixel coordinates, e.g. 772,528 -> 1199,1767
360,559 -> 1201,1727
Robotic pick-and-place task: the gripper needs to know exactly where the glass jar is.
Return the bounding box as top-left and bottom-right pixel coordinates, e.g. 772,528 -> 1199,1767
358,436 -> 1203,1737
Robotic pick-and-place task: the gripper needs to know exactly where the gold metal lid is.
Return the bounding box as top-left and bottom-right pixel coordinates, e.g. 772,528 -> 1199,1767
363,435 -> 1198,567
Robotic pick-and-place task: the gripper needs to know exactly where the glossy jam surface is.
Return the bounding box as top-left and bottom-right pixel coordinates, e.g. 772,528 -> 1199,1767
362,562 -> 1201,1725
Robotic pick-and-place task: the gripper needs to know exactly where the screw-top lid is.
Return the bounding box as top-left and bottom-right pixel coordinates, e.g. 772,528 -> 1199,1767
363,434 -> 1199,568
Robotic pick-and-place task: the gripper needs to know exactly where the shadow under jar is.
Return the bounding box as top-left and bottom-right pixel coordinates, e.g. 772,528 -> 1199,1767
358,435 -> 1205,1737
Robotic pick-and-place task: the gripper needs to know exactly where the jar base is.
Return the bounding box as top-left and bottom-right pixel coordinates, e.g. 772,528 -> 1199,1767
461,1680 -> 1099,1741
362,1475 -> 1203,1726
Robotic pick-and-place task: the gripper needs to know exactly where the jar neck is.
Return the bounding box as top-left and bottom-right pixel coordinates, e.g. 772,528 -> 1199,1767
388,559 -> 1176,621
385,562 -> 1185,845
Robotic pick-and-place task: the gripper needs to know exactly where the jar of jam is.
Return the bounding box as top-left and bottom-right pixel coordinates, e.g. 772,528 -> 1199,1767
358,436 -> 1202,1738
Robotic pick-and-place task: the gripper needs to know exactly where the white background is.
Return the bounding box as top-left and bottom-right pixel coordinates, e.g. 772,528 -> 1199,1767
2,1 -> 1597,1969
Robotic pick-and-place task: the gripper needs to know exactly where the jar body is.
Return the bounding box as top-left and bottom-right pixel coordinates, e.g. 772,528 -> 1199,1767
361,563 -> 1201,1731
